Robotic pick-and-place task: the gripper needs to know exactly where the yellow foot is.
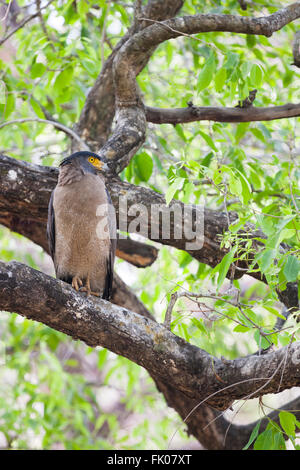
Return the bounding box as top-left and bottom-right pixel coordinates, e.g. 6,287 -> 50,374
79,286 -> 100,297
78,276 -> 100,297
72,276 -> 83,291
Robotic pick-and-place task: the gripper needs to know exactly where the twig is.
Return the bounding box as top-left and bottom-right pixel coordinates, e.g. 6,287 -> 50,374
0,0 -> 13,22
101,0 -> 111,66
167,375 -> 277,450
0,0 -> 55,46
138,16 -> 206,43
35,0 -> 54,47
163,289 -> 249,329
0,118 -> 90,150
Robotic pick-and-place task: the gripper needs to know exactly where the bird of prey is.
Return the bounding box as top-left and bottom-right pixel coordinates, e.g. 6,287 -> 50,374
47,151 -> 116,300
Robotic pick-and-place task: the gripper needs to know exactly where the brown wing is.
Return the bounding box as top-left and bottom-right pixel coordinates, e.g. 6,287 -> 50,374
102,189 -> 116,300
46,190 -> 56,263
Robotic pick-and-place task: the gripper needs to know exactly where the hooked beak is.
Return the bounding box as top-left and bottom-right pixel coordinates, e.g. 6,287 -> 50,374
94,160 -> 110,172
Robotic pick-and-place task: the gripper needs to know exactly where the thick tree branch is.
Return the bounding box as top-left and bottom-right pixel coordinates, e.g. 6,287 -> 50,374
145,103 -> 300,125
116,237 -> 158,268
111,271 -> 300,450
139,5 -> 300,39
97,3 -> 300,174
1,1 -> 299,451
0,150 -> 298,449
0,154 -> 298,312
74,0 -> 184,150
0,154 -> 158,269
1,260 -> 300,411
158,383 -> 300,450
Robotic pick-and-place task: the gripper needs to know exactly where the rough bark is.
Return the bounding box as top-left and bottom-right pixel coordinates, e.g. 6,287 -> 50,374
0,154 -> 158,269
74,0 -> 184,151
0,154 -> 298,313
92,3 -> 300,176
1,260 -> 300,412
145,103 -> 300,125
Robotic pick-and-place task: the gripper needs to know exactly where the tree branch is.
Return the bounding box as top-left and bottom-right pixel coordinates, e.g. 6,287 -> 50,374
139,5 -> 300,39
96,3 -> 300,174
1,260 -> 300,411
145,103 -> 300,125
111,271 -> 300,450
0,153 -> 298,312
292,30 -> 300,67
74,0 -> 184,151
0,118 -> 90,151
0,0 -> 55,47
116,237 -> 158,268
0,154 -> 158,269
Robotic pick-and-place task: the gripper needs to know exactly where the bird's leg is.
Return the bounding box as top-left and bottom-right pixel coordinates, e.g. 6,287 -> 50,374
72,276 -> 83,291
80,275 -> 100,297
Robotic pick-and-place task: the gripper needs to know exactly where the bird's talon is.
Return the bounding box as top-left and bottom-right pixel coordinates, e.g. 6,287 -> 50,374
72,276 -> 83,291
79,286 -> 91,296
91,291 -> 100,297
79,286 -> 100,297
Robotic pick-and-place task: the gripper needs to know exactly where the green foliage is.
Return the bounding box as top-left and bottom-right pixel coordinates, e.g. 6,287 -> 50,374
247,412 -> 300,450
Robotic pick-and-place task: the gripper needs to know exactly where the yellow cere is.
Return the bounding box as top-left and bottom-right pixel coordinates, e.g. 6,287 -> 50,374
88,156 -> 103,170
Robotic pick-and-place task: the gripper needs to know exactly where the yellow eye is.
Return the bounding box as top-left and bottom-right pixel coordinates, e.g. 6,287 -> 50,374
87,156 -> 104,170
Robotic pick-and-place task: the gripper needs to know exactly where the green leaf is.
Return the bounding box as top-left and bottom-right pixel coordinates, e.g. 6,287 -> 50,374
240,61 -> 252,78
233,325 -> 251,333
224,51 -> 239,73
165,177 -> 185,206
237,171 -> 252,205
258,248 -> 276,273
243,420 -> 261,450
54,66 -> 74,93
30,99 -> 45,119
0,80 -> 6,104
254,330 -> 271,351
264,305 -> 286,320
4,90 -> 14,118
30,62 -> 46,79
235,122 -> 249,143
283,255 -> 300,282
229,215 -> 251,233
191,318 -> 209,336
250,127 -> 266,143
250,64 -> 263,87
253,428 -> 273,450
215,67 -> 226,93
246,35 -> 256,48
272,430 -> 286,450
216,248 -> 236,292
228,172 -> 242,198
201,151 -> 214,168
135,152 -> 153,182
197,52 -> 216,92
279,411 -> 296,438
182,181 -> 194,204
78,0 -> 90,17
198,131 -> 217,152
174,124 -> 186,142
